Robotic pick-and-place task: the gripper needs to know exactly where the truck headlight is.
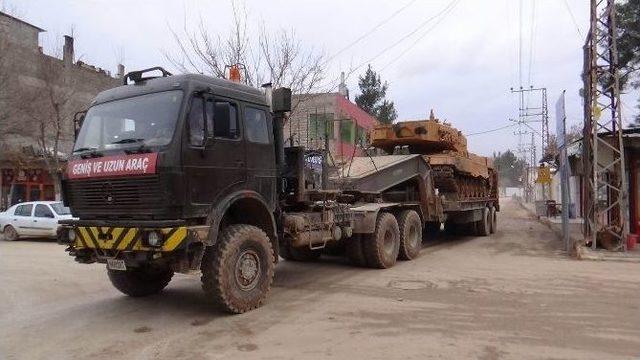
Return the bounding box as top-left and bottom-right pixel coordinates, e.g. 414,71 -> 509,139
146,231 -> 164,247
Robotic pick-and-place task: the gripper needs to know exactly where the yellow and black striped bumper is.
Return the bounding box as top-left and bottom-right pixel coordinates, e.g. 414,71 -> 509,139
72,226 -> 189,252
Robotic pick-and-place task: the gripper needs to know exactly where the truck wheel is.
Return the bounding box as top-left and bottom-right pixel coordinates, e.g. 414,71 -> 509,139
107,265 -> 173,297
346,236 -> 368,267
201,224 -> 275,314
363,213 -> 400,269
475,207 -> 490,236
279,235 -> 321,262
3,225 -> 18,241
398,210 -> 422,261
489,206 -> 497,234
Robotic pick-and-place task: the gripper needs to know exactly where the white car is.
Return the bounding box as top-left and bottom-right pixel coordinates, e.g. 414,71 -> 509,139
0,201 -> 76,241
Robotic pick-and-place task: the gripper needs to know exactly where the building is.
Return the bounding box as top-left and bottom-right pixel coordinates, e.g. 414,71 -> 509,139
0,12 -> 123,209
285,75 -> 379,164
547,128 -> 640,236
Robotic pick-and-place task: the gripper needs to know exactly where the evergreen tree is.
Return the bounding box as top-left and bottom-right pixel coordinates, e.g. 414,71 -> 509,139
616,0 -> 640,124
355,65 -> 398,124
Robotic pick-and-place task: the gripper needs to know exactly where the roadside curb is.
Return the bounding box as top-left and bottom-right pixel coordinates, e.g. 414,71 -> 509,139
516,199 -> 640,263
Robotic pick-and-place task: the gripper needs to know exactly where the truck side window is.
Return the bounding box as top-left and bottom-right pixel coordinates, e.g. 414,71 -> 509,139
188,96 -> 206,146
244,107 -> 269,144
206,100 -> 239,139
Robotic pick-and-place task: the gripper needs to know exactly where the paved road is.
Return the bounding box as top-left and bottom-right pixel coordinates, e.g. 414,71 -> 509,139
1,198 -> 639,359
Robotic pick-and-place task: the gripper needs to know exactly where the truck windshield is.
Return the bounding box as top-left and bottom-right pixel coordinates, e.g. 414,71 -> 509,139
73,90 -> 184,152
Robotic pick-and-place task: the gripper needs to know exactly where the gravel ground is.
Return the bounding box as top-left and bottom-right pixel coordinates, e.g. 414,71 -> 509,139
1,198 -> 639,360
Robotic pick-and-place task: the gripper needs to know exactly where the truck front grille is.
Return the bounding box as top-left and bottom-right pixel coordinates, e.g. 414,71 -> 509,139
65,175 -> 165,219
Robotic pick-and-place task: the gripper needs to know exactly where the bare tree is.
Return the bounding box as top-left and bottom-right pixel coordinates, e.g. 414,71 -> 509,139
164,1 -> 325,95
10,56 -> 78,198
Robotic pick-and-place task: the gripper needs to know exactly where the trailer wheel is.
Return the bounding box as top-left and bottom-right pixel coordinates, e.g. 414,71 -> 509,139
279,235 -> 321,262
346,236 -> 368,267
475,207 -> 490,236
107,265 -> 173,297
398,210 -> 422,260
489,206 -> 497,234
201,224 -> 274,314
363,213 -> 400,269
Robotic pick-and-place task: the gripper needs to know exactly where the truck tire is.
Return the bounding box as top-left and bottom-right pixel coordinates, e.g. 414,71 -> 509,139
346,236 -> 368,267
397,210 -> 422,261
3,225 -> 18,241
475,207 -> 490,236
279,235 -> 321,262
201,224 -> 275,314
489,206 -> 497,234
107,265 -> 173,297
362,213 -> 400,269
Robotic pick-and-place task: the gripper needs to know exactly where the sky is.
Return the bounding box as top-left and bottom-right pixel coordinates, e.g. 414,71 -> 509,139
8,0 -> 639,157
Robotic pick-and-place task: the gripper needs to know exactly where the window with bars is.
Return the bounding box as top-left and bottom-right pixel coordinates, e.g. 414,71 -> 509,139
339,119 -> 354,144
308,113 -> 334,140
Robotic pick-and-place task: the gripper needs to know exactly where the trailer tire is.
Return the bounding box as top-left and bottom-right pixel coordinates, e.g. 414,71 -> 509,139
201,224 -> 274,314
107,265 -> 173,297
397,210 -> 422,261
279,235 -> 321,262
346,236 -> 368,267
363,213 -> 400,269
475,207 -> 490,236
489,206 -> 497,234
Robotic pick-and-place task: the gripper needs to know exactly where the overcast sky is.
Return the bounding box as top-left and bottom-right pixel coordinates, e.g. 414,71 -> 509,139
10,0 -> 639,157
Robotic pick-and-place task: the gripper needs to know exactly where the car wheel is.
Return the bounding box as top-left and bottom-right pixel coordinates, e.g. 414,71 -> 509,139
3,225 -> 19,241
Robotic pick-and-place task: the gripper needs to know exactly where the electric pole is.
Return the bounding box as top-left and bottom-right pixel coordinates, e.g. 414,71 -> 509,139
582,0 -> 629,250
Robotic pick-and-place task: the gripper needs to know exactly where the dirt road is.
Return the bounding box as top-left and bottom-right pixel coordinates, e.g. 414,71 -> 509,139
1,198 -> 639,359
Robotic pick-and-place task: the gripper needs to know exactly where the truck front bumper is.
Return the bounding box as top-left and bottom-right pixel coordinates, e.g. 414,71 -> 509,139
59,220 -> 208,253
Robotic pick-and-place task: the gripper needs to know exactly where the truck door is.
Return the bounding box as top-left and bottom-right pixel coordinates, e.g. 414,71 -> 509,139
183,93 -> 246,211
243,105 -> 277,207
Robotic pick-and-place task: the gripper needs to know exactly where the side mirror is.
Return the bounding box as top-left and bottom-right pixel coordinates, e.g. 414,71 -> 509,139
46,212 -> 55,218
73,111 -> 86,139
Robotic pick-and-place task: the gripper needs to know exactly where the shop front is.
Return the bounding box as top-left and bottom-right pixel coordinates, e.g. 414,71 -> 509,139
1,168 -> 55,210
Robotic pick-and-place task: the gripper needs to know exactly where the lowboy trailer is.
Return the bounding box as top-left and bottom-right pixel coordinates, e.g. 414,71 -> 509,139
58,67 -> 498,313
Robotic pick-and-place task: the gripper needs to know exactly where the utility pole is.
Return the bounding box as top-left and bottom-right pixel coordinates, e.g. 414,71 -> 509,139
513,127 -> 531,201
583,0 -> 629,250
511,86 -> 550,157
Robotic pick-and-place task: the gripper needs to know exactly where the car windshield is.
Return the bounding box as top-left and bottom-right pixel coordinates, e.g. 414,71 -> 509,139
50,203 -> 71,215
73,90 -> 184,152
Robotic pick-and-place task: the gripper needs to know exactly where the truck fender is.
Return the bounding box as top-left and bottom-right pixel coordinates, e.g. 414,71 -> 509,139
204,191 -> 279,258
350,202 -> 401,234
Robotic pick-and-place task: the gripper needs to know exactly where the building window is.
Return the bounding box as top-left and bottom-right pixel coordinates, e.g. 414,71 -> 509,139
309,113 -> 334,140
340,119 -> 354,144
357,126 -> 368,145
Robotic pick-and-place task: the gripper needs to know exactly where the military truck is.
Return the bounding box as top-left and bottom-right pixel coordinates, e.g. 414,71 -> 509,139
59,67 -> 498,313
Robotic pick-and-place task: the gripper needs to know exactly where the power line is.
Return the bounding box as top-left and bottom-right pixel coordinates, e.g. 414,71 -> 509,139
562,0 -> 583,38
347,0 -> 459,76
380,0 -> 461,71
466,123 -> 517,136
324,0 -> 418,65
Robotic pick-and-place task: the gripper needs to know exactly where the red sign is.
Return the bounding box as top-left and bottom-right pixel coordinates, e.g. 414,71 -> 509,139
67,153 -> 158,179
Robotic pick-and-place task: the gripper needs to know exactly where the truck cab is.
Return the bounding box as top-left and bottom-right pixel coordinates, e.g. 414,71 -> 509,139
61,68 -> 287,313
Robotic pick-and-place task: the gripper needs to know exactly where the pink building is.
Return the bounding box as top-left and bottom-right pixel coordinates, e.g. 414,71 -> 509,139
287,90 -> 379,163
